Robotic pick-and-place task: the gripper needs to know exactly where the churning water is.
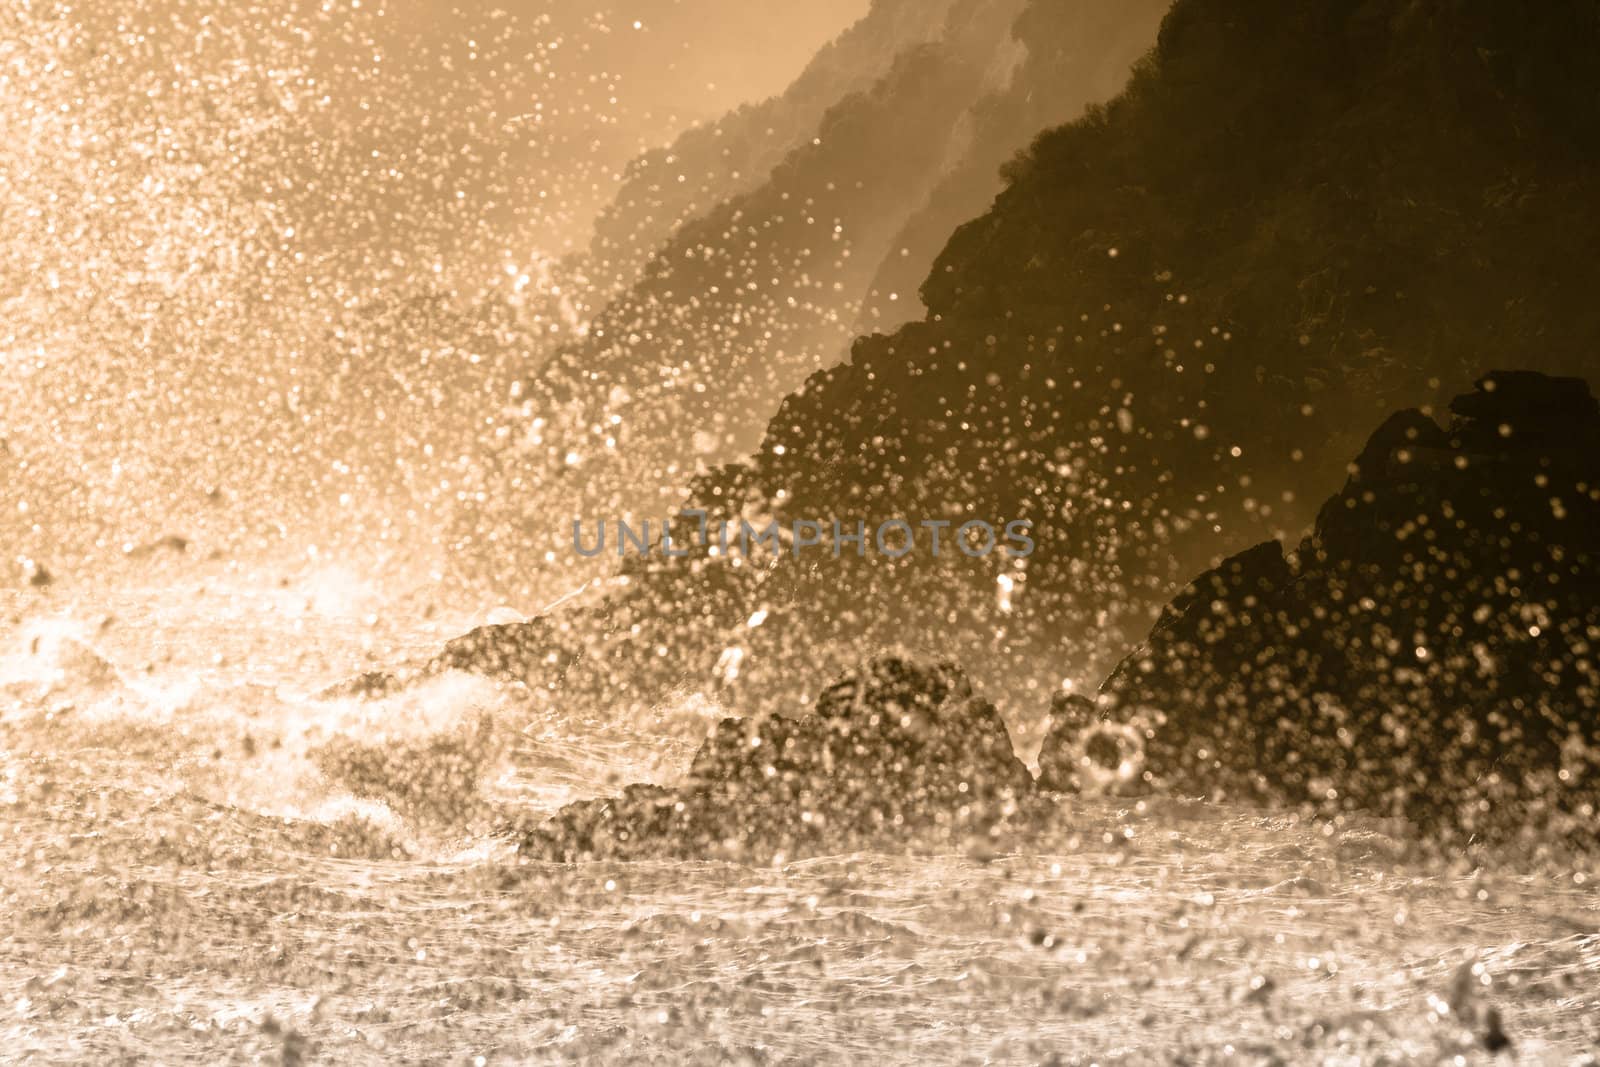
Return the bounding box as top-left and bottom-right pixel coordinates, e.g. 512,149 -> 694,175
2,568 -> 1596,1065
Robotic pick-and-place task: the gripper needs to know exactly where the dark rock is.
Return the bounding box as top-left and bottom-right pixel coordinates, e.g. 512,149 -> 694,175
530,785 -> 702,861
685,713 -> 828,792
433,620 -> 578,688
1037,539 -> 1293,795
317,670 -> 405,702
1080,371 -> 1600,840
521,656 -> 1033,862
812,656 -> 972,721
1142,540 -> 1293,650
319,617 -> 582,699
1447,371 -> 1600,458
1343,409 -> 1451,488
693,656 -> 1032,819
1447,369 -> 1599,429
310,716 -> 494,824
1035,693 -> 1095,792
1035,691 -> 1151,798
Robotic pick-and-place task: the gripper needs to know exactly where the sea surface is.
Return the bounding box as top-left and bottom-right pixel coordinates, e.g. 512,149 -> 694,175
2,564 -> 1597,1064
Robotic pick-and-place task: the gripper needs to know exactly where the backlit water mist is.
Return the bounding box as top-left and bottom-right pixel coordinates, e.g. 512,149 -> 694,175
5,0 -> 1600,1063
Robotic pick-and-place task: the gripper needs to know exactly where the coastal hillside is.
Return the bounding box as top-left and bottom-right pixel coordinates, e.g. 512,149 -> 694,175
708,0 -> 1600,700
444,0 -> 1600,735
579,0 -> 966,307
454,0 -> 1163,597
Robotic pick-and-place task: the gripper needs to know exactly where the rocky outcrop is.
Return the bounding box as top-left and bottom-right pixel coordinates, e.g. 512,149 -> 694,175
632,0 -> 1600,715
1034,692 -> 1094,792
1039,372 -> 1600,840
432,620 -> 581,690
521,656 -> 1032,861
311,716 -> 496,825
318,618 -> 582,700
445,0 -> 1600,719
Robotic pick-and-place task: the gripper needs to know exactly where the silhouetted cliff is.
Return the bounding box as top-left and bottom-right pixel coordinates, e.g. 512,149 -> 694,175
856,0 -> 1168,329
708,0 -> 1600,705
579,0 -> 965,308
424,1 -> 1600,757
1040,371 -> 1600,842
456,0 -> 1164,600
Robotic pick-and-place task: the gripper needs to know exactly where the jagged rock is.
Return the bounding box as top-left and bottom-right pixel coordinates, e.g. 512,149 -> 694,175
1074,372 -> 1600,839
319,618 -> 581,700
531,785 -> 703,861
521,656 -> 1033,861
1141,540 -> 1294,650
1447,369 -> 1599,433
811,655 -> 971,720
433,621 -> 575,687
310,716 -> 495,824
685,713 -> 829,792
694,656 -> 1032,818
1035,692 -> 1095,792
1037,539 -> 1294,794
317,670 -> 405,702
1342,408 -> 1451,487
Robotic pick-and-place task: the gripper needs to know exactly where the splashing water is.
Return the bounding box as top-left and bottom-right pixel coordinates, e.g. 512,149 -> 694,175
0,573 -> 1594,1064
4,0 -> 1600,1062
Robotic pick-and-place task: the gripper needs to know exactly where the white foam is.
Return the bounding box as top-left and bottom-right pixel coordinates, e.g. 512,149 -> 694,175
0,618 -> 125,710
